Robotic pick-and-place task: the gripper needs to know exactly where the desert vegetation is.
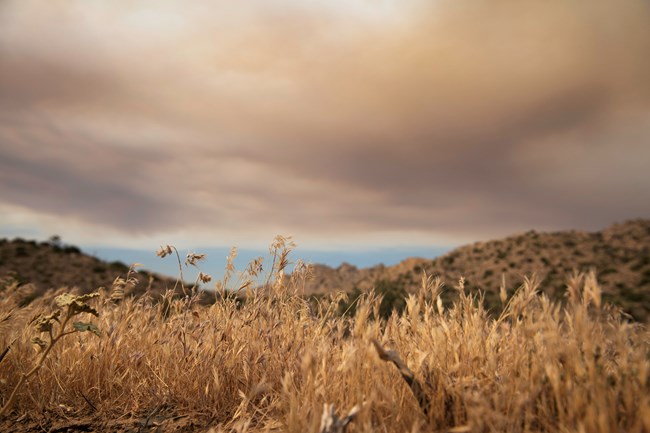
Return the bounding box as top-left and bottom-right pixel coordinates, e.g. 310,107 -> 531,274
305,219 -> 650,321
0,237 -> 649,432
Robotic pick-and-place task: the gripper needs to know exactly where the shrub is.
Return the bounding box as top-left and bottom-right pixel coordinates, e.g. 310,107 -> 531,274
109,261 -> 129,271
374,279 -> 407,319
14,246 -> 28,258
600,267 -> 618,276
62,245 -> 81,255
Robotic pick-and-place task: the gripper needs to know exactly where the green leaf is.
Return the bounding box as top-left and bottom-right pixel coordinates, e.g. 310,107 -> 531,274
73,322 -> 101,337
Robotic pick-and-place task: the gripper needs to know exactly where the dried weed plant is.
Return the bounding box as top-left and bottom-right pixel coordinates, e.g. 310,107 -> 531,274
0,239 -> 648,432
0,292 -> 101,416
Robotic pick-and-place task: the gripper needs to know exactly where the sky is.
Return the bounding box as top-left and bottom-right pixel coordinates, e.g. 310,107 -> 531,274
1,0 -> 649,274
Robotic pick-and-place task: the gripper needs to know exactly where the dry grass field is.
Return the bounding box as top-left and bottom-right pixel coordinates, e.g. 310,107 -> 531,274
0,238 -> 649,432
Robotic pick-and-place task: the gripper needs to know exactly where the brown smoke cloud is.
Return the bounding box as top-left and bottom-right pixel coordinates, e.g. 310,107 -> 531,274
1,0 -> 649,246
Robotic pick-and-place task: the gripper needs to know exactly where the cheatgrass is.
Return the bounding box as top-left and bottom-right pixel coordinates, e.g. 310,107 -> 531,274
0,236 -> 648,432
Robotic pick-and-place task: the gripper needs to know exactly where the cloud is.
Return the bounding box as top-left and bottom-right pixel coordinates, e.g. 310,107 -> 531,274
0,0 -> 649,247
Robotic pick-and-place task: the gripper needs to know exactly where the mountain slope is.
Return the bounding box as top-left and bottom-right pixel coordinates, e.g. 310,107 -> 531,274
0,238 -> 182,303
304,219 -> 650,320
2,220 -> 649,320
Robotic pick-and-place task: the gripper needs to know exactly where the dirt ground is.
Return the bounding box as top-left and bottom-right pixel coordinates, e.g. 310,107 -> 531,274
1,411 -> 213,433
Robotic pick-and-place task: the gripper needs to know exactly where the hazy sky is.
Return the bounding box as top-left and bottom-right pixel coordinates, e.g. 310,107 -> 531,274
1,0 -> 649,253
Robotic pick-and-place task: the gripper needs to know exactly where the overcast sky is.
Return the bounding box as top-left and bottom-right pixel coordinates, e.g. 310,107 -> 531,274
1,0 -> 649,256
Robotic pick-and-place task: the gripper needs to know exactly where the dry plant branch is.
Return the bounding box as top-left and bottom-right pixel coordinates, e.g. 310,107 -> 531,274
0,340 -> 14,365
372,339 -> 431,416
319,403 -> 362,433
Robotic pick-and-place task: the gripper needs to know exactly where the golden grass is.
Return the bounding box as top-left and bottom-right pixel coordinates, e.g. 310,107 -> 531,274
0,239 -> 648,432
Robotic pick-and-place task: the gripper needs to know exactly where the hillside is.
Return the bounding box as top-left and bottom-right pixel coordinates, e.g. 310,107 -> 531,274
304,219 -> 650,321
0,238 -> 185,304
2,220 -> 649,320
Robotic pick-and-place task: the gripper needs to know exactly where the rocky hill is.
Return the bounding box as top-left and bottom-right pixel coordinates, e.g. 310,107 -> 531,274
2,220 -> 649,320
0,238 -> 186,304
304,219 -> 650,321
